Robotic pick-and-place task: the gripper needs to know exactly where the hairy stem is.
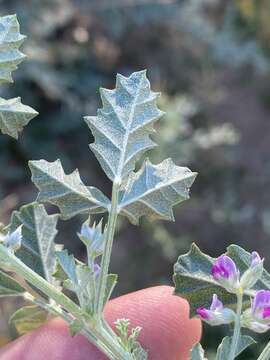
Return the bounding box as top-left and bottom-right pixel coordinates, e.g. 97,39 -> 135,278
258,341 -> 270,360
96,180 -> 120,317
0,245 -> 131,360
228,291 -> 243,360
25,293 -> 118,359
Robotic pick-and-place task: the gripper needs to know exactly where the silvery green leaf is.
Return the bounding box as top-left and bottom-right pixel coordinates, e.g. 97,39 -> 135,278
84,70 -> 164,182
9,305 -> 47,336
0,15 -> 26,84
76,264 -> 92,288
75,264 -> 96,314
0,269 -> 25,296
0,15 -> 38,138
29,159 -> 110,219
216,335 -> 255,360
56,251 -> 99,314
10,203 -> 58,283
191,343 -> 206,360
118,158 -> 197,225
0,97 -> 38,139
56,250 -> 78,286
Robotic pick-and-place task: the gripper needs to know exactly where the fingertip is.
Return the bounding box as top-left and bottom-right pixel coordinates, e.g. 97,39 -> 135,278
0,286 -> 201,360
105,286 -> 202,360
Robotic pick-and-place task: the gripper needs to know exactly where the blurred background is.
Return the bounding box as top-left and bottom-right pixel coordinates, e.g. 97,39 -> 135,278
0,0 -> 270,358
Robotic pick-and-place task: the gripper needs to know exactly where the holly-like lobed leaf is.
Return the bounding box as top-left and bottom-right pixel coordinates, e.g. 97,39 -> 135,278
118,158 -> 197,225
216,335 -> 255,360
173,243 -> 270,316
191,343 -> 206,360
0,15 -> 38,138
56,250 -> 78,286
0,97 -> 38,139
9,202 -> 58,284
9,305 -> 48,336
84,70 -> 164,182
0,15 -> 26,84
0,269 -> 25,297
29,159 -> 110,220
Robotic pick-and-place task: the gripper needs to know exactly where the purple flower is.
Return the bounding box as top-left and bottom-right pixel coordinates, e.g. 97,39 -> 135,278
252,290 -> 270,320
242,290 -> 270,333
211,255 -> 240,292
251,251 -> 262,267
196,294 -> 235,326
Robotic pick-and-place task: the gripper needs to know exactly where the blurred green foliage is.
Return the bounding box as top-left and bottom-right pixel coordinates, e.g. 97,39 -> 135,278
1,0 -> 270,356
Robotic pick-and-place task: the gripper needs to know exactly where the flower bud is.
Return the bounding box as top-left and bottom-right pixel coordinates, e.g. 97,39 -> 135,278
211,255 -> 240,293
78,220 -> 104,258
93,263 -> 101,278
240,251 -> 264,290
242,290 -> 270,333
1,226 -> 22,252
196,294 -> 235,326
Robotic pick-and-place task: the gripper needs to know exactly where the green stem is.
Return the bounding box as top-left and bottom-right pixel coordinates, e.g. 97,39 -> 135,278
25,293 -> 116,359
258,341 -> 270,360
228,291 -> 243,360
0,245 -> 131,360
96,180 -> 120,317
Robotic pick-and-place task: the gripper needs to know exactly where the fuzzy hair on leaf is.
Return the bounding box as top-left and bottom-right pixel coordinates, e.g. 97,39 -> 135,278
84,70 -> 164,182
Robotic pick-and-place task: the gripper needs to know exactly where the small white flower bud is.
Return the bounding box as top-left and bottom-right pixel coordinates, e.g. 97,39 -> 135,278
3,226 -> 22,252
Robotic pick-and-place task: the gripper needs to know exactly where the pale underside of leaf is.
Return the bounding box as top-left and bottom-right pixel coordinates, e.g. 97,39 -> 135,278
118,158 -> 197,225
173,244 -> 258,316
84,70 -> 164,182
9,305 -> 48,336
216,335 -> 255,360
29,159 -> 110,219
10,202 -> 58,283
0,97 -> 38,139
0,15 -> 26,84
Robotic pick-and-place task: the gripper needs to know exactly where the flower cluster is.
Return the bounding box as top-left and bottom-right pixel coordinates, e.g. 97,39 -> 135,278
196,251 -> 270,333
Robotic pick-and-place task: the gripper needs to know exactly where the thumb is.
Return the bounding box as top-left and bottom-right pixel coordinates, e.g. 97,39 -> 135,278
0,286 -> 201,360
